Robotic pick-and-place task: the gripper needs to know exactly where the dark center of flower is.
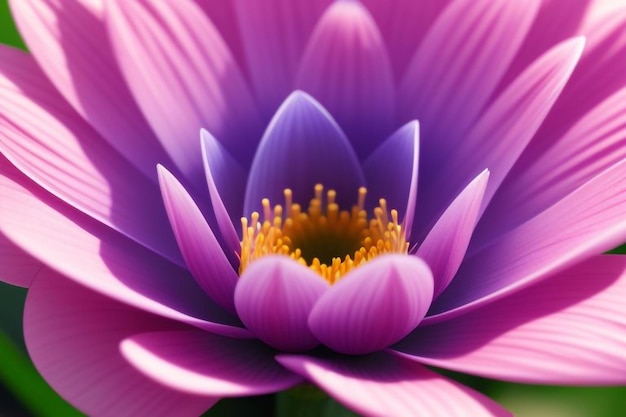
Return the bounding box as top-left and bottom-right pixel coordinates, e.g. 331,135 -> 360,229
239,184 -> 408,284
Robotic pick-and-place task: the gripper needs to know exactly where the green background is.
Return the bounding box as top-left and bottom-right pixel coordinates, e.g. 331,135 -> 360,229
1,1 -> 625,415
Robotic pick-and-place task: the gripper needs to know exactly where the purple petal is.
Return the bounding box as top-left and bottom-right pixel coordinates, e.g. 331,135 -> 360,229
295,0 -> 395,158
0,231 -> 41,288
158,166 -> 238,314
416,170 -> 489,297
428,159 -> 626,322
362,121 -> 419,233
243,91 -> 365,216
308,255 -> 433,355
232,0 -> 332,116
235,256 -> 329,352
414,37 -> 585,241
8,0 -> 174,180
276,353 -> 512,417
106,0 -> 262,181
123,330 -> 303,396
0,46 -> 182,266
394,255 -> 626,385
0,160 -> 249,337
201,130 -> 245,256
24,269 -> 217,416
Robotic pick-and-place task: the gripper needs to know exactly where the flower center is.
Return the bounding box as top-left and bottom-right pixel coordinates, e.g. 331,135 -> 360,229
239,184 -> 408,284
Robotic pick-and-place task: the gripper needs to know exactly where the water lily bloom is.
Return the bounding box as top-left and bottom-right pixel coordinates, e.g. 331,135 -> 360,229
2,0 -> 626,415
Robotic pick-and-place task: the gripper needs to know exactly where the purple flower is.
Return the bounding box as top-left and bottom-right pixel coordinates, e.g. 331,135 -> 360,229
1,0 -> 626,416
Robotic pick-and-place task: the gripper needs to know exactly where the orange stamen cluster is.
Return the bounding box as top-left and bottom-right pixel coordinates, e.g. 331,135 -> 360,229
239,185 -> 408,284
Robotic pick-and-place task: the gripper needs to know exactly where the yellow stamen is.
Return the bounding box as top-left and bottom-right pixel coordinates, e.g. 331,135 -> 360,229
239,185 -> 409,284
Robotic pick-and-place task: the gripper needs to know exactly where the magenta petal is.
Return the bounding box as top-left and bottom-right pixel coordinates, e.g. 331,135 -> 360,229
429,159 -> 626,322
295,0 -> 395,158
276,353 -> 511,417
235,256 -> 329,352
24,269 -> 217,416
123,330 -> 302,396
9,0 -> 174,180
243,91 -> 365,215
308,255 -> 433,355
0,232 -> 41,288
106,0 -> 262,180
158,166 -> 238,314
362,121 -> 419,234
416,170 -> 489,297
394,255 -> 626,385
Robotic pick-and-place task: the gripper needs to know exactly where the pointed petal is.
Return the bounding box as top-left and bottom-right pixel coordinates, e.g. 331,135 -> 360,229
428,159 -> 626,321
235,256 -> 329,352
416,170 -> 489,297
243,92 -> 365,216
0,161 -> 249,337
295,1 -> 395,158
158,166 -> 238,314
24,269 -> 217,416
399,0 -> 539,153
123,330 -> 302,396
0,46 -> 182,265
276,353 -> 512,417
0,232 -> 41,288
362,121 -> 419,233
8,0 -> 173,179
414,37 -> 584,240
395,255 -> 626,385
106,0 -> 262,180
308,255 -> 433,355
233,0 -> 332,116
201,130 -> 245,256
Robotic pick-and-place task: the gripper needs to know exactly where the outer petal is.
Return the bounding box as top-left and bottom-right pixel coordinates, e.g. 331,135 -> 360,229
0,46 -> 182,265
0,232 -> 41,288
399,0 -> 539,158
9,0 -> 173,179
122,330 -> 303,396
233,0 -> 332,116
0,160 -> 249,337
295,0 -> 395,158
428,159 -> 626,321
235,256 -> 329,352
308,255 -> 433,355
24,269 -> 216,417
362,121 -> 419,234
106,0 -> 262,180
243,92 -> 365,216
416,170 -> 489,297
158,166 -> 238,314
394,255 -> 626,385
276,353 -> 512,417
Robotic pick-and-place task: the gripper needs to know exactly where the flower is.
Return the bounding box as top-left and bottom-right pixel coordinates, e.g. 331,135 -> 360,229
1,0 -> 626,416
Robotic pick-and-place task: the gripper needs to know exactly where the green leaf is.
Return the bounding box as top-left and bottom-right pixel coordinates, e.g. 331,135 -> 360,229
276,385 -> 360,417
0,0 -> 27,49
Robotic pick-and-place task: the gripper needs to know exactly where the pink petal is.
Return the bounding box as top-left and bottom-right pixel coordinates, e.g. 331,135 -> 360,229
122,330 -> 303,396
8,0 -> 174,179
399,0 -> 539,159
24,269 -> 217,416
295,0 -> 395,158
158,166 -> 238,314
276,353 -> 512,417
308,255 -> 433,355
360,0 -> 451,77
0,47 -> 183,266
106,0 -> 262,180
235,256 -> 329,352
0,232 -> 41,288
394,255 -> 626,385
362,121 -> 419,234
243,92 -> 365,216
416,170 -> 489,297
0,160 -> 249,338
428,159 -> 626,322
232,0 -> 332,116
414,37 -> 585,240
